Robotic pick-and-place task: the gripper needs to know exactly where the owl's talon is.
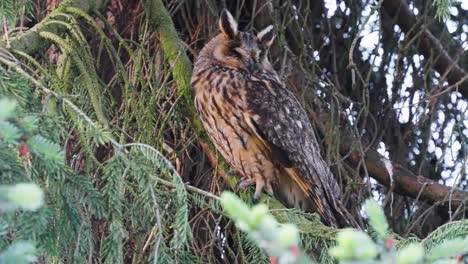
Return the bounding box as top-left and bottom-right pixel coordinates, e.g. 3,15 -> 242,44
265,182 -> 273,196
253,182 -> 264,201
253,196 -> 260,204
226,169 -> 236,177
237,178 -> 254,191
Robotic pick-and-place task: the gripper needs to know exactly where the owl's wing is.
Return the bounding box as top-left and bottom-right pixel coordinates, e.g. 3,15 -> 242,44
245,75 -> 343,225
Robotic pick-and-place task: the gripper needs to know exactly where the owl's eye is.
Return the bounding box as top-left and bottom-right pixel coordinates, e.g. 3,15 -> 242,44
230,50 -> 243,59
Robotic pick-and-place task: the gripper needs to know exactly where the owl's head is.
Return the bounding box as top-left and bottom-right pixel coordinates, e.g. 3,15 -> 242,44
201,9 -> 276,73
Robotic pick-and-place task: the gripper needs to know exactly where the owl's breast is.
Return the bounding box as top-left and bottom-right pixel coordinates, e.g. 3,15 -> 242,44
192,68 -> 248,155
191,67 -> 277,180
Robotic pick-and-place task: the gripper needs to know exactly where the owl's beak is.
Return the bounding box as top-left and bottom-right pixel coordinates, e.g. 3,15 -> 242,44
247,58 -> 259,73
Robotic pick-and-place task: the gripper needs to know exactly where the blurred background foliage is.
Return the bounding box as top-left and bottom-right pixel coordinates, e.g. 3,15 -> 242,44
220,192 -> 467,263
0,0 -> 466,263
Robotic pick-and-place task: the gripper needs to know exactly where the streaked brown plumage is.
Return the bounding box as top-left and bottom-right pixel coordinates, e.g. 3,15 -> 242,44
191,9 -> 358,227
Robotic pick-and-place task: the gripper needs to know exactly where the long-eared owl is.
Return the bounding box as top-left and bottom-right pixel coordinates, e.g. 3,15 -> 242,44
191,9 -> 357,227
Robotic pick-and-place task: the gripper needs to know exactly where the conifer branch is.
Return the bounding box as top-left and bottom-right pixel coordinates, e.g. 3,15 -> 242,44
0,0 -> 105,54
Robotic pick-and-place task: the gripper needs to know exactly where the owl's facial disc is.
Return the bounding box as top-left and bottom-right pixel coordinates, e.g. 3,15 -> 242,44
232,40 -> 261,73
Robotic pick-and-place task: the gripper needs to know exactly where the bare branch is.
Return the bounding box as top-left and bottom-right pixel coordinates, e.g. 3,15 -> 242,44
382,0 -> 468,98
311,110 -> 468,209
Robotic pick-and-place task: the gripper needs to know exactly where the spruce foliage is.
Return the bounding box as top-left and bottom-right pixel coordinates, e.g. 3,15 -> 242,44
0,0 -> 466,263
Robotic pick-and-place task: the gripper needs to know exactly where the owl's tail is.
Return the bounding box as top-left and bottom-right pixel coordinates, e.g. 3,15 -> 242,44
274,168 -> 360,228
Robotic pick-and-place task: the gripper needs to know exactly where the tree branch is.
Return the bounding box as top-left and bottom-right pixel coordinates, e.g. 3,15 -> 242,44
355,149 -> 467,209
382,0 -> 467,98
0,0 -> 105,54
311,110 -> 467,209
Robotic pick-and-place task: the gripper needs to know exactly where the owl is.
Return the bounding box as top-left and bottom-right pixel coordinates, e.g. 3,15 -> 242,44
191,9 -> 358,227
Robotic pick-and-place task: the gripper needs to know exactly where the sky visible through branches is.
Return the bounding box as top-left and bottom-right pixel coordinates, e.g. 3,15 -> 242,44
324,0 -> 467,188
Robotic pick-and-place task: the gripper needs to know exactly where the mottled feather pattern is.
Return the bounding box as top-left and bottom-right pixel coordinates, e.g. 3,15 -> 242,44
193,64 -> 278,196
191,9 -> 358,227
245,73 -> 342,223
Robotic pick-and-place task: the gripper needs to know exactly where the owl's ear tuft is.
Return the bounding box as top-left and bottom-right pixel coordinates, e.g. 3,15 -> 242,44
219,9 -> 238,39
257,25 -> 275,47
